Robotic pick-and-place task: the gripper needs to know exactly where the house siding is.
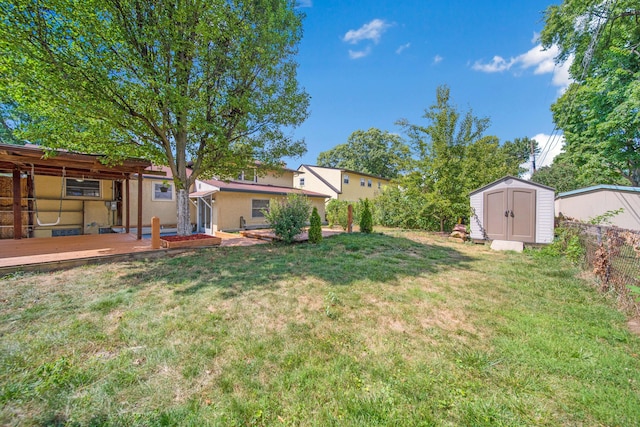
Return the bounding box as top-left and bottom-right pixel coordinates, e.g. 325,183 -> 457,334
295,165 -> 389,202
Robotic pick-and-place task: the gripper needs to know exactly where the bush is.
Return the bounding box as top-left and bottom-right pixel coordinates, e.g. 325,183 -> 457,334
308,207 -> 322,243
326,199 -> 350,230
263,194 -> 311,243
360,199 -> 373,233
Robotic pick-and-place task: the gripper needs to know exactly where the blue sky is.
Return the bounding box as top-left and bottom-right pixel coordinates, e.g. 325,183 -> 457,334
285,0 -> 569,174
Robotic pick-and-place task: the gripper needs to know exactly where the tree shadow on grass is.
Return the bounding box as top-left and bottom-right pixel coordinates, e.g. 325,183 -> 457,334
123,232 -> 476,297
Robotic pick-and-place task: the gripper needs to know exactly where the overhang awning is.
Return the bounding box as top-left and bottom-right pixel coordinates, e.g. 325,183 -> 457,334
189,190 -> 218,198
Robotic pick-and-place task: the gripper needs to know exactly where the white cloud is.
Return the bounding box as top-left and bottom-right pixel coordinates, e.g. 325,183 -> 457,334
343,19 -> 391,45
433,54 -> 443,64
472,43 -> 573,91
519,133 -> 565,179
348,47 -> 372,59
396,43 -> 411,54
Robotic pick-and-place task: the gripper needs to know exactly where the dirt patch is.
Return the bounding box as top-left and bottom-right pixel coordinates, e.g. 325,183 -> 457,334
628,318 -> 640,336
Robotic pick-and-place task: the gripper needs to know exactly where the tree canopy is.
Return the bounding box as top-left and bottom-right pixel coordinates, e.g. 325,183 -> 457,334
316,128 -> 410,178
541,0 -> 640,186
0,0 -> 309,234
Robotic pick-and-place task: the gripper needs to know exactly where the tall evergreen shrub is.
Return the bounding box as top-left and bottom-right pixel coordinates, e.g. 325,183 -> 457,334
360,198 -> 373,233
308,207 -> 322,243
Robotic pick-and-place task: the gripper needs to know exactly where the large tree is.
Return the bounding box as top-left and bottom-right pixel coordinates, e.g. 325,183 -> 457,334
0,0 -> 309,234
541,0 -> 640,186
316,128 -> 410,178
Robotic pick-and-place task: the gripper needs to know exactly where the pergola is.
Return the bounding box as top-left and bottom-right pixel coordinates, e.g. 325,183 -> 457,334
0,143 -> 153,240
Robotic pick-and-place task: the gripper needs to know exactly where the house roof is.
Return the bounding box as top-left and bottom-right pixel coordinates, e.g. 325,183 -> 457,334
194,178 -> 330,198
298,164 -> 392,181
0,143 -> 151,180
469,175 -> 555,196
556,184 -> 640,199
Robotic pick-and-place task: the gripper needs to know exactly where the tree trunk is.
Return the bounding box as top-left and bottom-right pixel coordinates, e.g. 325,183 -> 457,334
176,188 -> 191,235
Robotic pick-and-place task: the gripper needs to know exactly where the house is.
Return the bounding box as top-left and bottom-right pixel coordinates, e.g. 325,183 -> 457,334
470,176 -> 555,244
555,185 -> 640,231
0,143 -> 151,239
294,165 -> 390,202
190,167 -> 328,232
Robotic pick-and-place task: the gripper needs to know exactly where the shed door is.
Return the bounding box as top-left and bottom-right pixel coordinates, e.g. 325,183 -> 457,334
483,188 -> 536,243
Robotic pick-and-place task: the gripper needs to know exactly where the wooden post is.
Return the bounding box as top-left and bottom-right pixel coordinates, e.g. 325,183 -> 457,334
12,168 -> 22,240
347,204 -> 353,233
125,177 -> 130,233
137,172 -> 143,240
151,216 -> 161,249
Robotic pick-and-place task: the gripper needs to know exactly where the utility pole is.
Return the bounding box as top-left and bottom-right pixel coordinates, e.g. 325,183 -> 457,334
530,138 -> 536,174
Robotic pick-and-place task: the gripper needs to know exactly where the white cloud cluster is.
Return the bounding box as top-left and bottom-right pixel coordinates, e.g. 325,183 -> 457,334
343,19 -> 391,59
433,54 -> 443,64
396,43 -> 411,55
472,43 -> 572,91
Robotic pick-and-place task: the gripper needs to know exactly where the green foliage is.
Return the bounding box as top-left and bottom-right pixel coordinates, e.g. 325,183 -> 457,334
588,208 -> 624,226
0,0 -> 309,234
317,128 -> 411,178
536,225 -> 585,265
263,194 -> 311,243
541,0 -> 640,186
326,199 -> 350,230
359,199 -> 373,233
529,155 -> 625,193
308,207 -> 322,244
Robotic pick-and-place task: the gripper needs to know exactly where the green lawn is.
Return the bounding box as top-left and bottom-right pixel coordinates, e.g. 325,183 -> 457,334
2,230 -> 639,426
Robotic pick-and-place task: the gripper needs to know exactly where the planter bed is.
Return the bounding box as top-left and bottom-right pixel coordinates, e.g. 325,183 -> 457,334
160,234 -> 222,249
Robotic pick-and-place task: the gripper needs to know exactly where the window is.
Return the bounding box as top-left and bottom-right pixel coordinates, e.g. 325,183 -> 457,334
367,179 -> 372,188
252,199 -> 270,218
343,175 -> 349,184
66,178 -> 100,197
299,177 -> 305,187
360,178 -> 365,187
378,181 -> 381,189
152,181 -> 174,201
237,170 -> 257,182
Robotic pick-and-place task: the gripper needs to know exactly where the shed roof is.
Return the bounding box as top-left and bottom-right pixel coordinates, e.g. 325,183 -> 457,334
556,184 -> 640,199
469,175 -> 555,196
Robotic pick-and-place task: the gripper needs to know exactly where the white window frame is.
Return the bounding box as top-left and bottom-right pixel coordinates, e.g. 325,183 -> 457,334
252,199 -> 270,218
65,178 -> 101,198
343,175 -> 349,184
360,178 -> 365,187
152,181 -> 175,201
367,179 -> 372,188
299,177 -> 305,187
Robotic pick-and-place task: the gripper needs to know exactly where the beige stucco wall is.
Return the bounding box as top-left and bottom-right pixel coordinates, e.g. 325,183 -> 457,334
126,177 -> 196,228
259,170 -> 294,187
32,175 -> 115,237
556,190 -> 640,230
212,191 -> 326,231
295,166 -> 389,202
339,172 -> 388,202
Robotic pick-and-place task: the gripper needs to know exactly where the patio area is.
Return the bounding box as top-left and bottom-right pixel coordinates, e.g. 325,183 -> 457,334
0,232 -> 266,274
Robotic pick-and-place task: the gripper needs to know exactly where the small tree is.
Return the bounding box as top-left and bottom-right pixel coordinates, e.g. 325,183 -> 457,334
264,194 -> 311,243
308,207 -> 322,244
326,199 -> 349,230
360,199 -> 373,233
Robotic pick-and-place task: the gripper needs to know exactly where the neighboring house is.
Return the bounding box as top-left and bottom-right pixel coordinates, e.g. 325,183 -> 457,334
294,165 -> 390,202
470,176 -> 555,244
190,168 -> 328,232
555,185 -> 640,231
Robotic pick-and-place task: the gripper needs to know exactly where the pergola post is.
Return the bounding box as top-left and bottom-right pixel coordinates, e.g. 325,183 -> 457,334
137,171 -> 143,240
125,177 -> 130,233
12,168 -> 22,240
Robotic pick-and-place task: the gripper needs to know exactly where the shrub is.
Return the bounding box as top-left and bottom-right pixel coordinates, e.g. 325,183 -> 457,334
360,199 -> 373,233
326,199 -> 350,230
308,207 -> 322,243
264,194 -> 311,243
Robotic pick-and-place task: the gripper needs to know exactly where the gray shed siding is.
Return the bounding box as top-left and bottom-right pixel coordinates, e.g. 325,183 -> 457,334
470,177 -> 555,244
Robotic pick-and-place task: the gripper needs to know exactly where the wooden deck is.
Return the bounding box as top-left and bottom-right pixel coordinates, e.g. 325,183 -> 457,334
0,232 -> 266,274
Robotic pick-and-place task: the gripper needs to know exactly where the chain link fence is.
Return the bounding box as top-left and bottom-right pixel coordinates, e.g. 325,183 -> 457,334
561,221 -> 640,315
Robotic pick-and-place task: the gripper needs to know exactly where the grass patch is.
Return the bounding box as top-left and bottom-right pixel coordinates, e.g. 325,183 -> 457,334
1,230 -> 639,425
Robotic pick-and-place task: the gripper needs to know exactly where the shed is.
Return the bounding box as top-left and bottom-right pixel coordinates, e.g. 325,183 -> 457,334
470,176 -> 555,244
555,185 -> 640,231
